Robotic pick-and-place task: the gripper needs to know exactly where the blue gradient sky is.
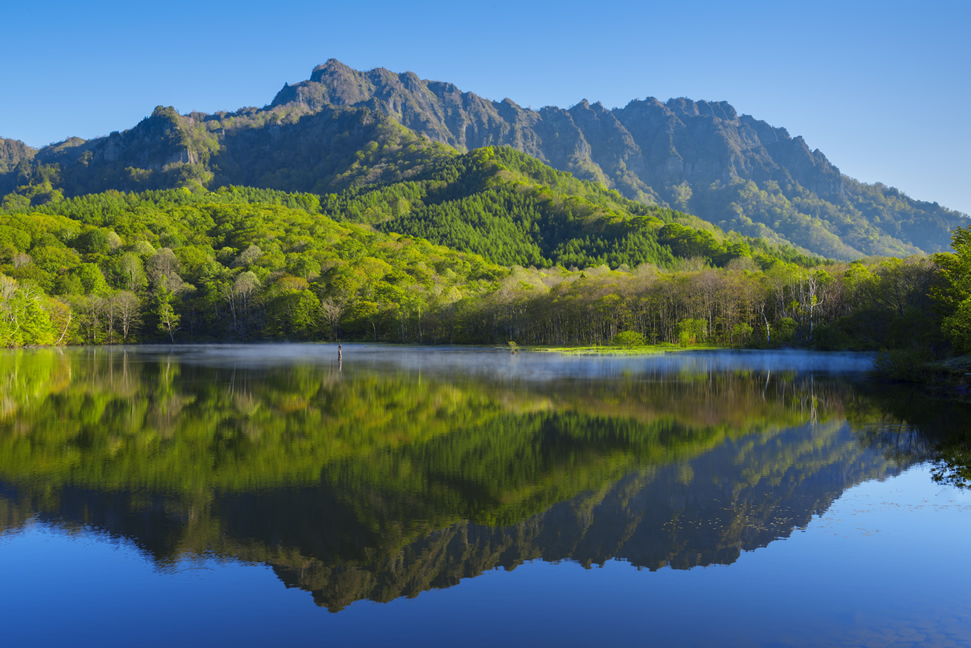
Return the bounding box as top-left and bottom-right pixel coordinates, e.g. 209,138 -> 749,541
2,0 -> 968,215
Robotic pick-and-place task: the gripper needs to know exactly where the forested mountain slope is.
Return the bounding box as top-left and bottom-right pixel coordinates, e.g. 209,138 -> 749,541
1,61 -> 965,260
319,146 -> 813,269
1,104 -> 454,201
272,60 -> 966,259
3,113 -> 814,271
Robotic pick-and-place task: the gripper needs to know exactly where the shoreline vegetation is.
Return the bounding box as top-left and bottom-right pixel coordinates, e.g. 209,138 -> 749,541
0,181 -> 969,396
522,342 -> 721,355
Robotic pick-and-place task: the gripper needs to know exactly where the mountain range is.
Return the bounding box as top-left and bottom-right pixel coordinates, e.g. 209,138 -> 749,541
1,59 -> 966,260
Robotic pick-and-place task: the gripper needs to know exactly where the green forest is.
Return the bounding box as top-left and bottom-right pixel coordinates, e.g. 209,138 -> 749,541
0,145 -> 969,383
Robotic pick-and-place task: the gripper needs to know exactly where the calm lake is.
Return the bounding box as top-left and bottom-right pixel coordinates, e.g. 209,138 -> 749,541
1,345 -> 969,647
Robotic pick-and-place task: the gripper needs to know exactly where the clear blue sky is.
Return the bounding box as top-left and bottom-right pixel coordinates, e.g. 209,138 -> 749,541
2,0 -> 968,215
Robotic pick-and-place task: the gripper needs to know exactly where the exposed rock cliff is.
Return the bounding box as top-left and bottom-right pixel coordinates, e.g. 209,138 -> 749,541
2,60 -> 964,259
268,60 -> 964,258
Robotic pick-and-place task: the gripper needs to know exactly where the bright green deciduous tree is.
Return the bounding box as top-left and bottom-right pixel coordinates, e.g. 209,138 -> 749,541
933,226 -> 971,354
155,280 -> 180,343
612,330 -> 645,349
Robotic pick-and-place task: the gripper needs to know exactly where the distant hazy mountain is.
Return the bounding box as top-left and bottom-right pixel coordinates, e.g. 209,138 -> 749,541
1,60 -> 965,259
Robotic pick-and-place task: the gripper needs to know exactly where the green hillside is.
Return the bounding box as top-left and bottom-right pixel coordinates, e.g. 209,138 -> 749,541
322,146 -> 815,269
0,187 -> 505,345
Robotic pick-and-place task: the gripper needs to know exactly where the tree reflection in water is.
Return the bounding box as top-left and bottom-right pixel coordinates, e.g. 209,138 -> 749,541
0,346 -> 967,611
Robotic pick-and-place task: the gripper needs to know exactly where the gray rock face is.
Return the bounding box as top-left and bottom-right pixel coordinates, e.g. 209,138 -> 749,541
274,60 -> 842,206
35,107 -> 189,171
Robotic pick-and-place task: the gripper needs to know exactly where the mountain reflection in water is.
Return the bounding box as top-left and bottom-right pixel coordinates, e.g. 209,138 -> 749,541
0,346 -> 958,612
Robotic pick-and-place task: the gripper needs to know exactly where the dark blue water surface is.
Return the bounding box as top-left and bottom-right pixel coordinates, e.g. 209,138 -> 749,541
0,345 -> 968,647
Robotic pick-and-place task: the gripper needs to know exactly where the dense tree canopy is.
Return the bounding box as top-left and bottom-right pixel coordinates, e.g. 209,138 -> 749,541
0,180 -> 959,354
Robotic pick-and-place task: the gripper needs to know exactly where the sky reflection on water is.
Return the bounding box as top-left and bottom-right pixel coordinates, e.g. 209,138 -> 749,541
2,466 -> 968,648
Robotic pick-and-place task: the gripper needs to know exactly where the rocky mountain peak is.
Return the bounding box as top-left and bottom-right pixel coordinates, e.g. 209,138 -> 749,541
665,97 -> 738,122
3,60 -> 962,260
252,60 -> 966,258
0,138 -> 37,174
309,58 -> 355,83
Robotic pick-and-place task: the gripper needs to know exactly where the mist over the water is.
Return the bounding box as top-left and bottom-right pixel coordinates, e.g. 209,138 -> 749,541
93,344 -> 875,381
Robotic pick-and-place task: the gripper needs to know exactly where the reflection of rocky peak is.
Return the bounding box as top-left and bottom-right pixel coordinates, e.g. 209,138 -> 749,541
0,351 -> 953,612
0,485 -> 34,533
264,421 -> 906,610
0,418 -> 910,613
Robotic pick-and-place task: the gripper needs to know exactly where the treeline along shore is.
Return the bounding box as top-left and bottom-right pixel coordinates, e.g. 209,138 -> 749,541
1,180 -> 970,375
